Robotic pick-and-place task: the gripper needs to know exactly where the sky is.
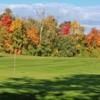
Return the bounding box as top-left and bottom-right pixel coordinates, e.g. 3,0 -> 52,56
0,0 -> 100,33
0,0 -> 100,6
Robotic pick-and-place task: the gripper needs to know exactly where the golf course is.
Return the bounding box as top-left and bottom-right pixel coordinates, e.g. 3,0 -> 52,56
0,53 -> 100,100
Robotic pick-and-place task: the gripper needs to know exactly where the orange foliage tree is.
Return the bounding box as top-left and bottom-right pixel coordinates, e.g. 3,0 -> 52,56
27,28 -> 40,45
84,27 -> 100,50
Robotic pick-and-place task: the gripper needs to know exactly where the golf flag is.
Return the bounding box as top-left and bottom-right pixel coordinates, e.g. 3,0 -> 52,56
14,49 -> 20,74
14,49 -> 21,55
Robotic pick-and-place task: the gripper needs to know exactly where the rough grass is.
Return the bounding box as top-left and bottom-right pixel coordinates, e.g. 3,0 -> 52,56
0,53 -> 100,100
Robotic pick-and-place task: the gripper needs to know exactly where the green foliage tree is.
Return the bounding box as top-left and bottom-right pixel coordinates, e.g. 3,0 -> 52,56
5,8 -> 12,14
52,34 -> 77,57
36,41 -> 51,56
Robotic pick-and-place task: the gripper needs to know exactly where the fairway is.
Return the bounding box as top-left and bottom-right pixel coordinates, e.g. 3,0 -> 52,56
0,53 -> 100,100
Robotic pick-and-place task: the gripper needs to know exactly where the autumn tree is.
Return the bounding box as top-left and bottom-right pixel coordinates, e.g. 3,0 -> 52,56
0,8 -> 14,53
12,18 -> 29,54
0,8 -> 15,33
59,21 -> 71,35
84,27 -> 100,49
70,21 -> 85,53
23,17 -> 38,32
35,15 -> 58,56
42,15 -> 58,42
10,18 -> 23,31
27,28 -> 40,45
0,22 -> 13,53
0,14 -> 12,33
70,20 -> 84,35
0,8 -> 12,18
36,9 -> 46,42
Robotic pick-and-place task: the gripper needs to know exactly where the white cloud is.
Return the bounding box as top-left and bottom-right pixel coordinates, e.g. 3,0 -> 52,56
0,3 -> 100,33
60,9 -> 69,14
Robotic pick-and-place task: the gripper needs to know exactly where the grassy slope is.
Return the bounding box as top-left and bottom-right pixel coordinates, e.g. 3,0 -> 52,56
0,53 -> 100,100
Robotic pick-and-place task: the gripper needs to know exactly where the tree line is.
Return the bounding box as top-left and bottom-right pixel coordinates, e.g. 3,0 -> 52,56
0,8 -> 100,57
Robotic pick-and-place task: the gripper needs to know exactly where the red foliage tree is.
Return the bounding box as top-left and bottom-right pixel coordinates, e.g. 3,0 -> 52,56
1,14 -> 12,33
59,23 -> 71,35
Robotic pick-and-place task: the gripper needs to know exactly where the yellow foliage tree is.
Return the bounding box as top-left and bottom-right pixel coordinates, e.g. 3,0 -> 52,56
71,20 -> 84,35
43,15 -> 58,42
10,18 -> 23,31
71,21 -> 85,51
0,22 -> 13,53
44,15 -> 57,28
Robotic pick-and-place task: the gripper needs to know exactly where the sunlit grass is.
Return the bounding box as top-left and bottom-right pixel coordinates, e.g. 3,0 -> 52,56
0,53 -> 100,100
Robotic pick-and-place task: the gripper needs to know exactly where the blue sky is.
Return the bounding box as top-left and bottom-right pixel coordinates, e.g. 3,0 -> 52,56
0,0 -> 100,33
0,0 -> 100,6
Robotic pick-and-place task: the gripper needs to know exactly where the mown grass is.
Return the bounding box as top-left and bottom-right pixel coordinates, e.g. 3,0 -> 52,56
0,53 -> 100,100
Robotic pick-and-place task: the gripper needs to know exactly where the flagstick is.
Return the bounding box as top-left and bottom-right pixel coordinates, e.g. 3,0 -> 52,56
14,52 -> 16,74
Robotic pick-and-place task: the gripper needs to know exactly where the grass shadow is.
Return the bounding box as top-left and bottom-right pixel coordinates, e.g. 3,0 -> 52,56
0,55 -> 5,57
0,74 -> 100,100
